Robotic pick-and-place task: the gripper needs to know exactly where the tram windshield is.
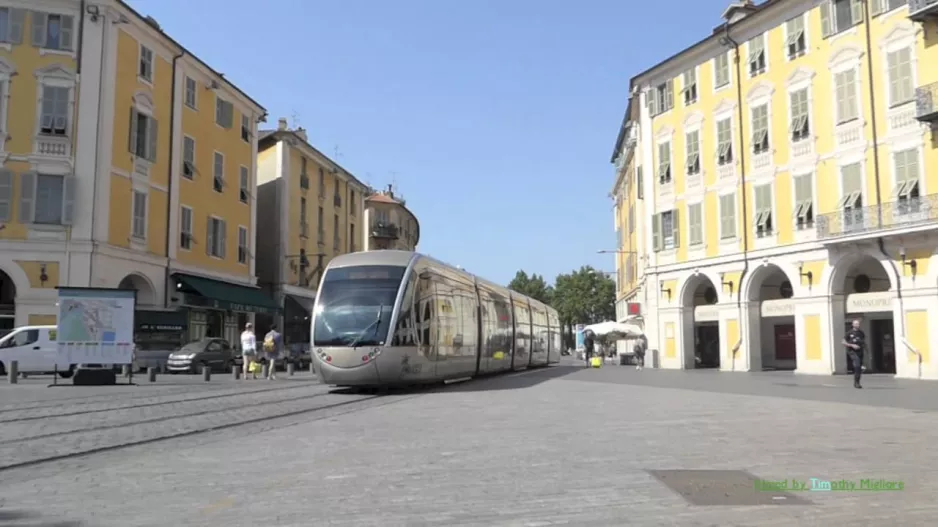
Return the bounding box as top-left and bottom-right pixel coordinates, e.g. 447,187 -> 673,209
312,265 -> 406,347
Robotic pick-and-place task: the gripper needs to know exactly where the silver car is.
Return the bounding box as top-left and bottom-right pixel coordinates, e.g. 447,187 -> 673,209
166,339 -> 235,374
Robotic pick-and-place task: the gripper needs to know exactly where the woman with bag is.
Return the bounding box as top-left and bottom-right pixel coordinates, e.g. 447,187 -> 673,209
240,323 -> 258,380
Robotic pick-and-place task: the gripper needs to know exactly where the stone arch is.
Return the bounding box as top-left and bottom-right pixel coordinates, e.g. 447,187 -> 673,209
824,252 -> 897,296
741,262 -> 798,302
679,271 -> 723,370
679,271 -> 722,308
133,90 -> 155,114
118,273 -> 157,306
827,44 -> 864,69
0,258 -> 30,298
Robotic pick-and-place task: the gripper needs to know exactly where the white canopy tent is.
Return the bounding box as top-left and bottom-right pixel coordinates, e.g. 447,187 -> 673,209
582,318 -> 644,339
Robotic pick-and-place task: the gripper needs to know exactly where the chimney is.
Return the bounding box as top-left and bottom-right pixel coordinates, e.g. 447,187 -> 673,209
386,184 -> 394,198
277,117 -> 288,131
295,127 -> 307,142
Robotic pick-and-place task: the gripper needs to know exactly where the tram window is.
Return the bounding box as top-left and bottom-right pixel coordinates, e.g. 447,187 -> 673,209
392,275 -> 416,346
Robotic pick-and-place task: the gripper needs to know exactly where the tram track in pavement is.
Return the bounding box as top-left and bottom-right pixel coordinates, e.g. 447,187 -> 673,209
0,381 -> 317,423
0,382 -> 241,413
0,387 -> 424,474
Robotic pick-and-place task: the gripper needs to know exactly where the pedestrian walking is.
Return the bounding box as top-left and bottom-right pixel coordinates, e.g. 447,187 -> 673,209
240,323 -> 257,380
633,335 -> 647,370
263,325 -> 282,380
842,319 -> 866,389
583,330 -> 595,367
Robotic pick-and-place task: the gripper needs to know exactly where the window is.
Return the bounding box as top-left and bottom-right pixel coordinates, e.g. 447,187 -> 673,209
31,12 -> 74,51
350,189 -> 357,215
688,203 -> 703,246
138,45 -> 153,81
717,118 -> 733,165
129,108 -> 157,161
206,217 -> 225,258
241,114 -> 250,142
651,210 -> 679,252
213,152 -> 224,192
239,166 -> 249,203
215,97 -> 233,128
647,80 -> 674,117
184,77 -> 197,109
657,142 -> 671,183
180,206 -> 193,249
317,206 -> 324,244
786,15 -> 806,58
714,52 -> 730,89
793,174 -> 814,228
753,184 -> 773,236
685,131 -> 700,175
834,69 -> 859,123
789,88 -> 810,142
19,173 -> 73,225
131,190 -> 147,239
837,162 -> 864,230
628,204 -> 635,234
751,104 -> 769,154
636,166 -> 643,199
748,35 -> 766,76
349,223 -> 356,252
300,196 -> 309,237
333,184 -> 342,207
319,167 -> 326,196
182,136 -> 195,179
822,0 -> 863,38
892,148 -> 920,213
0,169 -> 11,222
40,86 -> 69,136
886,48 -> 914,107
0,8 -> 26,45
720,193 -> 736,239
238,226 -> 248,264
333,213 -> 340,250
682,69 -> 697,106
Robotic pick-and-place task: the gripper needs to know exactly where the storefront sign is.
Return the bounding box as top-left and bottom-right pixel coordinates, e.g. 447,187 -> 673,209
182,294 -> 282,316
694,305 -> 719,322
846,292 -> 894,313
135,310 -> 187,333
761,299 -> 795,317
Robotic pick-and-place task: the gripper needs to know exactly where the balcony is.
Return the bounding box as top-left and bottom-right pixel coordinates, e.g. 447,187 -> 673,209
915,81 -> 938,122
909,0 -> 938,21
34,135 -> 70,158
816,195 -> 938,241
370,222 -> 399,240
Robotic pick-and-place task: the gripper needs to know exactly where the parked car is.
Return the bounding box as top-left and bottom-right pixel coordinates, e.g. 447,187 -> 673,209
0,325 -> 73,377
166,338 -> 235,374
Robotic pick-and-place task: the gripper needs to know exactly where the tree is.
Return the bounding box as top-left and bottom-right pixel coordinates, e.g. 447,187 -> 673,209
507,270 -> 554,305
551,266 -> 616,327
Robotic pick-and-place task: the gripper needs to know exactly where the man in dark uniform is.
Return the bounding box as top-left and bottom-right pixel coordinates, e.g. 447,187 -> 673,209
583,330 -> 595,366
842,319 -> 866,389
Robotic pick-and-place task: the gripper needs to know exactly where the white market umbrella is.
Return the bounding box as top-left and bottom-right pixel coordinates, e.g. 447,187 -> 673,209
582,320 -> 644,339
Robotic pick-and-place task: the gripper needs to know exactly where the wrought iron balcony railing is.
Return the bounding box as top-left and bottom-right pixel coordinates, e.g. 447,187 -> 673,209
909,0 -> 938,21
915,81 -> 938,122
370,222 -> 399,239
816,195 -> 938,239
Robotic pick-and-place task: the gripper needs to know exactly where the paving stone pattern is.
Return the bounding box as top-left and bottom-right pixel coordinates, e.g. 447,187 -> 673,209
3,364 -> 938,526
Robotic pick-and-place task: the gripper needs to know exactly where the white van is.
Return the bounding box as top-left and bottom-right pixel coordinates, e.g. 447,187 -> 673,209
0,325 -> 73,378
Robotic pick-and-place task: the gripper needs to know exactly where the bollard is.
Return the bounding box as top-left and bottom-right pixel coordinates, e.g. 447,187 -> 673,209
7,360 -> 18,384
309,361 -> 316,375
232,365 -> 240,380
261,363 -> 269,378
147,367 -> 157,383
202,366 -> 211,382
121,364 -> 131,377
286,362 -> 295,376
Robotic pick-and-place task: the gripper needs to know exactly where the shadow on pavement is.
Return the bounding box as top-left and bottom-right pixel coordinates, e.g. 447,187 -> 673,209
0,509 -> 82,526
432,364 -> 582,392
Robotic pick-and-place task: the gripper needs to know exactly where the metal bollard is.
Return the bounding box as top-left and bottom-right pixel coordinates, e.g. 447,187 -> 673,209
286,362 -> 295,376
202,366 -> 211,381
309,361 -> 316,375
7,360 -> 18,384
232,365 -> 240,380
147,367 -> 157,382
121,364 -> 131,377
261,363 -> 269,378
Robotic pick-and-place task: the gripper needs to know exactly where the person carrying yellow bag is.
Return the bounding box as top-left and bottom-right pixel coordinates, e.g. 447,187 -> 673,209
240,323 -> 258,380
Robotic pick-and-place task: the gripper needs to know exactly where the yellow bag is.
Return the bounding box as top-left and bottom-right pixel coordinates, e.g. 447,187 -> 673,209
589,357 -> 602,368
248,361 -> 262,374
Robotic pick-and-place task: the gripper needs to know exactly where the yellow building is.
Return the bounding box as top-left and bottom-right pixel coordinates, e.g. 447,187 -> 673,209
609,98 -> 645,322
0,1 -> 274,346
255,119 -> 369,344
612,0 -> 938,379
363,185 -> 420,252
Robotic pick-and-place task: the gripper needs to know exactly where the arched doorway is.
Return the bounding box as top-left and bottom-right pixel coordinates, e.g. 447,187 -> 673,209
829,254 -> 896,375
743,264 -> 796,371
0,269 -> 14,337
680,274 -> 721,369
118,273 -> 156,307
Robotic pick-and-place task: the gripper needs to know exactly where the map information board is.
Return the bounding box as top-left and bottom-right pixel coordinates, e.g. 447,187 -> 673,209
56,288 -> 136,365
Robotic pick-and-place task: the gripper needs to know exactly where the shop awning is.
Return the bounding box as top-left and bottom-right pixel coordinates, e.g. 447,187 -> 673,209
285,294 -> 315,314
171,273 -> 281,316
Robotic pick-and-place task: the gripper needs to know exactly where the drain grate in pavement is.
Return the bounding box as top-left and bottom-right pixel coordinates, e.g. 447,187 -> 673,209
646,469 -> 813,506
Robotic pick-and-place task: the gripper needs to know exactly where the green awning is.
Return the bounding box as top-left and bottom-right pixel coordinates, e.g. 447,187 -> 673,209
171,273 -> 281,316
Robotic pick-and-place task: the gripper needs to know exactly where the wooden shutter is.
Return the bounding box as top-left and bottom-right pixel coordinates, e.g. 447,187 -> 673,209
18,172 -> 35,223
30,11 -> 46,47
62,176 -> 75,225
147,117 -> 158,162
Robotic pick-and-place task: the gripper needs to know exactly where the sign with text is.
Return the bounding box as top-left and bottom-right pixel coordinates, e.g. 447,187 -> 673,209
846,292 -> 894,313
56,288 -> 136,365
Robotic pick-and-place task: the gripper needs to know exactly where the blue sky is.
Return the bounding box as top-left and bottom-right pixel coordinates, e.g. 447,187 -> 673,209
131,0 -> 731,286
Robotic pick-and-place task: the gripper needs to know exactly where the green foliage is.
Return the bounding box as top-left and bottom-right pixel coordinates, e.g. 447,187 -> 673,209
507,270 -> 554,305
550,266 -> 616,326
